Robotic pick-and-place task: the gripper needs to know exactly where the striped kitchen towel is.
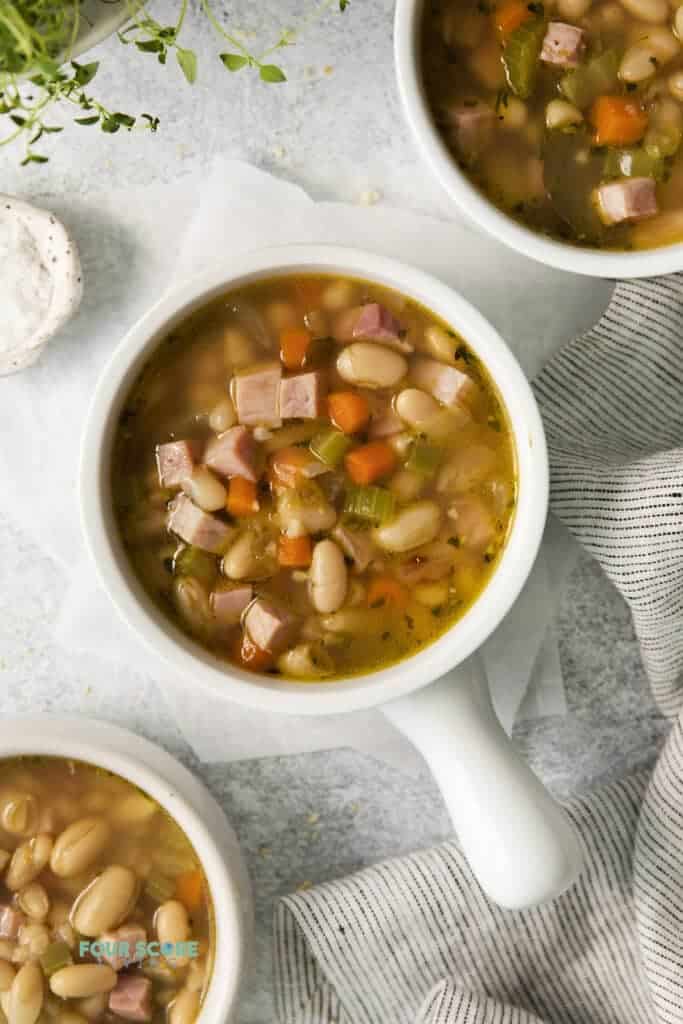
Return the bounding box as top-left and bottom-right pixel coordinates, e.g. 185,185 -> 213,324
274,274 -> 683,1024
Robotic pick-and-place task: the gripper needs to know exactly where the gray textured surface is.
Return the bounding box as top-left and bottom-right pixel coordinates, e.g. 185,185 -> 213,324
0,2 -> 669,1021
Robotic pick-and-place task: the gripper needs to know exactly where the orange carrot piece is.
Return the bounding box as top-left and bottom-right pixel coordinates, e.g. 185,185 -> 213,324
278,534 -> 313,568
367,576 -> 409,610
280,327 -> 312,371
231,631 -> 273,673
175,870 -> 203,912
328,391 -> 371,434
494,0 -> 533,40
270,446 -> 317,487
345,441 -> 397,485
590,96 -> 648,146
227,477 -> 259,518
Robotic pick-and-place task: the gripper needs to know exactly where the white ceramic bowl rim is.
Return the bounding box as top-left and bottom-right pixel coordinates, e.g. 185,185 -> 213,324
0,716 -> 249,1023
80,244 -> 548,716
393,0 -> 683,279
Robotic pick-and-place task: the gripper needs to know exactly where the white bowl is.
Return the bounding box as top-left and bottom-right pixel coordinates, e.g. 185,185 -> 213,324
394,0 -> 683,278
80,244 -> 547,717
79,244 -> 586,911
0,716 -> 252,1023
73,1 -> 132,59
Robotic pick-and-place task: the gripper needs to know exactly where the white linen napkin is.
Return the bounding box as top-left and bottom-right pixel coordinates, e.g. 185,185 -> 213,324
273,274 -> 683,1024
0,159 -> 611,767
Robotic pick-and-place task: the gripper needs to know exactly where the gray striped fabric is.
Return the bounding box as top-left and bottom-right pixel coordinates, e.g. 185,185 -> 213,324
274,275 -> 683,1024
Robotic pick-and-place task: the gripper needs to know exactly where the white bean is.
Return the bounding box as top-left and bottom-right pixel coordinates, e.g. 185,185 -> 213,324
373,501 -> 442,553
394,389 -> 440,428
16,885 -> 49,923
0,961 -> 15,993
557,0 -> 591,16
309,540 -> 347,614
620,28 -> 680,81
645,94 -> 683,153
168,989 -> 200,1024
50,818 -> 111,880
17,924 -> 49,960
109,794 -> 157,828
421,324 -> 459,365
6,836 -> 53,892
222,532 -> 277,581
155,901 -> 190,967
321,279 -> 355,312
265,300 -> 297,331
668,69 -> 683,99
74,994 -> 108,1021
277,643 -> 334,678
620,0 -> 668,20
0,942 -> 16,962
173,578 -> 213,637
0,795 -> 38,837
545,99 -> 583,130
209,397 -> 236,433
49,966 -> 117,1000
8,963 -> 43,1024
181,466 -> 227,513
336,343 -> 407,389
676,6 -> 683,39
70,866 -> 137,937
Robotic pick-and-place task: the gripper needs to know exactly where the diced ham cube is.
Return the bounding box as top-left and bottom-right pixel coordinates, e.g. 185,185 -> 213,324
168,494 -> 234,554
244,598 -> 298,654
279,372 -> 327,420
541,22 -> 585,67
411,358 -> 477,408
0,906 -> 24,940
156,440 -> 202,488
108,974 -> 153,1022
211,584 -> 253,625
369,407 -> 404,439
99,925 -> 146,972
352,304 -> 412,353
332,524 -> 375,573
448,496 -> 496,551
446,103 -> 494,159
595,177 -> 658,226
233,363 -> 282,427
205,425 -> 258,482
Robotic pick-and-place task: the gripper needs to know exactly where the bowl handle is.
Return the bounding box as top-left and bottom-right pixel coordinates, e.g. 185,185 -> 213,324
382,655 -> 583,909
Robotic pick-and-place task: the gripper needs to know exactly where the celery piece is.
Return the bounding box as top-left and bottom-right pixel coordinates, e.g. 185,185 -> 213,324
344,486 -> 395,525
503,17 -> 547,100
173,546 -> 218,588
310,429 -> 352,467
40,941 -> 73,977
145,870 -> 177,904
603,147 -> 665,181
406,440 -> 442,477
560,50 -> 619,110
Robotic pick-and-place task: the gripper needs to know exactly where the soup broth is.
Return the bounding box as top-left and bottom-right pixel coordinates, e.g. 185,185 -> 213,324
0,758 -> 212,1024
422,0 -> 683,250
111,274 -> 517,680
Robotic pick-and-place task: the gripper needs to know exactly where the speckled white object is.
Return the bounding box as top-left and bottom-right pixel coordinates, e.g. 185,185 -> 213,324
0,196 -> 83,374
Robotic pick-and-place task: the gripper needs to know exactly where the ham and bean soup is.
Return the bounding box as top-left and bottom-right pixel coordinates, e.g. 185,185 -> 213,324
112,275 -> 516,680
423,0 -> 683,249
0,758 -> 212,1024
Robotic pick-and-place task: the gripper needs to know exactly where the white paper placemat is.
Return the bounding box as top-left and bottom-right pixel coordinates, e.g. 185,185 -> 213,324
0,159 -> 612,770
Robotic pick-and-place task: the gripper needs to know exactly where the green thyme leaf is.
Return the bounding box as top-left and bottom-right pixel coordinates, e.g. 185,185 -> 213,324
220,53 -> 249,72
71,61 -> 99,87
176,48 -> 198,84
259,64 -> 287,83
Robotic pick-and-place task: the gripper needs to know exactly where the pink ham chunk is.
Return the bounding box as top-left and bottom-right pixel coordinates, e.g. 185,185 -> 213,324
211,584 -> 253,625
109,974 -> 153,1022
99,925 -> 147,972
411,357 -> 477,408
448,496 -> 496,551
0,906 -> 24,940
244,598 -> 297,654
168,494 -> 234,554
332,524 -> 375,572
156,440 -> 202,488
352,304 -> 412,352
541,22 -> 585,67
205,425 -> 258,482
595,177 -> 658,226
233,363 -> 282,427
446,103 -> 494,159
279,372 -> 326,419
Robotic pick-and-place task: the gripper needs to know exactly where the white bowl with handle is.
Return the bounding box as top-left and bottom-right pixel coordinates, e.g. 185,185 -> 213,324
394,0 -> 683,278
80,244 -> 584,910
0,715 -> 252,1023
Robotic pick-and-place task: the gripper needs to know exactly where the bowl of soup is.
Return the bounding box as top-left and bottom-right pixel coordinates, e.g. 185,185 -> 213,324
0,717 -> 250,1024
80,245 -> 585,910
395,0 -> 683,276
